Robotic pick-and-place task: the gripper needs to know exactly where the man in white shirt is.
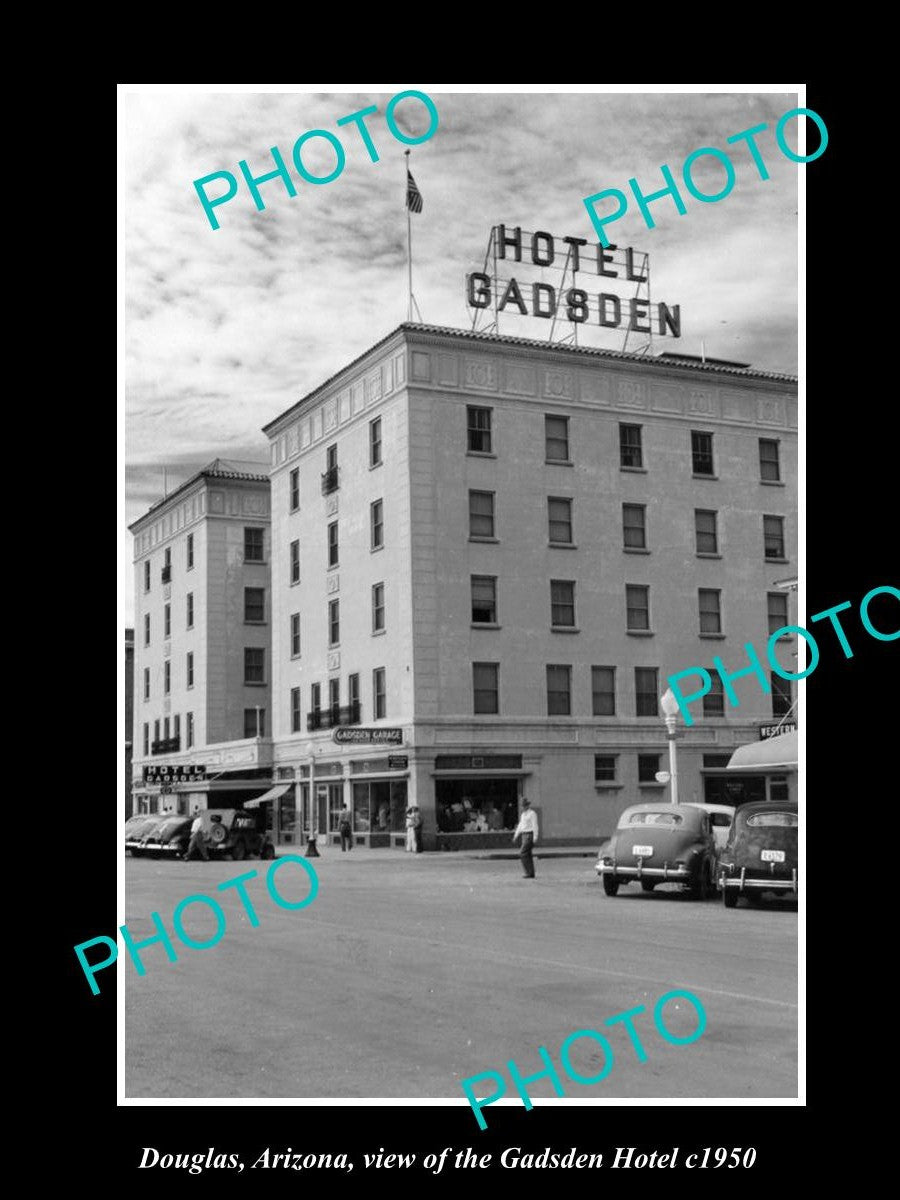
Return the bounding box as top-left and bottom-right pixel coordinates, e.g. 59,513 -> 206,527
512,798 -> 539,878
183,809 -> 209,861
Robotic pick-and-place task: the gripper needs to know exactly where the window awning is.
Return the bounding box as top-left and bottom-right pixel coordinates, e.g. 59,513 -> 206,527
244,783 -> 293,808
726,730 -> 798,771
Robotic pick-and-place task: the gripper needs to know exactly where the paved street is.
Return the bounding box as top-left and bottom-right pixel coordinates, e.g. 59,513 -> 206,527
124,848 -> 798,1100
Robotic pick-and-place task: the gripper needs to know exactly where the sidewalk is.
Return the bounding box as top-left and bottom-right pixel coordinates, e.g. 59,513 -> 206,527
273,842 -> 597,861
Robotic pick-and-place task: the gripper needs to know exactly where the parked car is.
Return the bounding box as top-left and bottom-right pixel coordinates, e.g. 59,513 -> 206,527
125,814 -> 166,856
190,809 -> 275,861
142,815 -> 193,858
717,801 -> 798,908
595,803 -> 717,899
689,803 -> 736,853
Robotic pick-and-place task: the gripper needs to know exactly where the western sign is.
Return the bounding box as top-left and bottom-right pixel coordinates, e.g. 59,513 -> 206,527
466,224 -> 681,336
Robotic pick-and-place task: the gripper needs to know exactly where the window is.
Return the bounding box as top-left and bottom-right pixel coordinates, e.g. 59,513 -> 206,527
591,666 -> 616,716
154,718 -> 160,744
289,467 -> 300,512
327,520 -> 339,567
764,515 -> 786,559
638,753 -> 661,783
328,599 -> 340,646
548,497 -> 573,544
164,660 -> 171,694
771,674 -> 792,718
187,533 -> 194,570
594,755 -> 618,783
635,667 -> 659,717
142,723 -> 149,756
186,651 -> 194,688
144,613 -> 150,646
163,547 -> 171,578
245,587 -> 265,623
187,592 -> 194,628
626,584 -> 651,631
348,673 -> 361,720
759,438 -> 781,482
244,527 -> 264,562
370,417 -> 382,467
291,686 -> 302,733
695,509 -> 718,555
691,430 -> 715,475
703,754 -> 732,768
372,582 -> 385,632
371,499 -> 384,550
467,405 -> 492,453
311,682 -> 321,717
471,575 -> 497,624
551,579 -> 576,628
186,712 -> 194,748
327,444 -> 337,472
468,490 -> 495,539
290,612 -> 301,657
620,423 -> 643,469
373,667 -> 386,719
703,672 -> 725,717
143,668 -> 150,700
623,503 -> 647,550
144,560 -> 151,592
546,665 -> 572,715
164,604 -> 171,638
244,647 -> 265,685
328,678 -> 340,722
242,708 -> 264,738
173,714 -> 180,742
473,662 -> 499,714
290,539 -> 300,583
770,775 -> 790,803
164,717 -> 170,741
545,414 -> 570,462
699,588 -> 722,634
767,591 -> 789,636
322,444 -> 339,494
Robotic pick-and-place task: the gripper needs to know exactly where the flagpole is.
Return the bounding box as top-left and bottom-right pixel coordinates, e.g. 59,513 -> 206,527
405,150 -> 413,322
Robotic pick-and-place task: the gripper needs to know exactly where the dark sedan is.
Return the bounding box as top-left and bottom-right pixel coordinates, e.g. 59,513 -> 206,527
717,801 -> 798,908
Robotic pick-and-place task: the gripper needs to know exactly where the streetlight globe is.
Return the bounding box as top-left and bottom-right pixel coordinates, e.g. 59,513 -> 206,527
660,687 -> 680,719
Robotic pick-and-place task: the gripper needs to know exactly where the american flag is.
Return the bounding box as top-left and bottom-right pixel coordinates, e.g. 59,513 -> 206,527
406,168 -> 423,214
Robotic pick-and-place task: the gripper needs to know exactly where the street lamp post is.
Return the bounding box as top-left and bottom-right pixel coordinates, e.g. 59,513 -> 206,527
305,745 -> 320,858
659,688 -> 680,806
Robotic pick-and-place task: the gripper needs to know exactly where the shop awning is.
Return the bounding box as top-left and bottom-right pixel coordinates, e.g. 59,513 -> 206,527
244,783 -> 293,808
726,730 -> 798,771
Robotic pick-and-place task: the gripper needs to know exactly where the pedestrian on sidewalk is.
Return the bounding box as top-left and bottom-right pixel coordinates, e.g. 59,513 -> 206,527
413,806 -> 423,853
512,798 -> 539,878
183,808 -> 209,861
338,803 -> 353,852
405,806 -> 417,852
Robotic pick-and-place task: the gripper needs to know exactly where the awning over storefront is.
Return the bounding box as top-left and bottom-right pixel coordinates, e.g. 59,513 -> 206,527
244,783 -> 292,808
727,730 -> 798,771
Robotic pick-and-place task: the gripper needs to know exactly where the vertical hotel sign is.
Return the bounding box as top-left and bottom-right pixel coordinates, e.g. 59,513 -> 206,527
466,224 -> 681,337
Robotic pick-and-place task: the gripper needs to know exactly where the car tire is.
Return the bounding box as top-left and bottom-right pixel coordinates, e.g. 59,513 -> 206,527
722,887 -> 738,908
261,843 -> 275,860
231,839 -> 247,861
602,875 -> 619,897
640,880 -> 656,893
689,864 -> 710,900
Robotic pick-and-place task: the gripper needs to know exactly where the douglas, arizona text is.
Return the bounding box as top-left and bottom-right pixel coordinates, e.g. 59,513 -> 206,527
193,89 -> 439,231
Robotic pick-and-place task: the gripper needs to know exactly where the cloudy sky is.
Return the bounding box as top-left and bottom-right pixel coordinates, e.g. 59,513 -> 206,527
121,85 -> 799,626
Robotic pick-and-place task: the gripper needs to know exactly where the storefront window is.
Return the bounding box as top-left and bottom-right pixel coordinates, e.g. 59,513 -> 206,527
352,781 -> 407,833
435,778 -> 519,832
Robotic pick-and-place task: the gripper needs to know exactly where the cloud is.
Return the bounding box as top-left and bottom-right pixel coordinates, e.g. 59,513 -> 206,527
121,86 -> 800,624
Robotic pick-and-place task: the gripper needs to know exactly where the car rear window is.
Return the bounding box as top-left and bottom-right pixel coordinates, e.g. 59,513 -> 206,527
746,812 -> 798,828
626,812 -> 683,826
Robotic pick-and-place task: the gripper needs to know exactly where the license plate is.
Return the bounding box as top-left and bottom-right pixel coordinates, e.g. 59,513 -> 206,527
633,845 -> 653,858
761,849 -> 785,862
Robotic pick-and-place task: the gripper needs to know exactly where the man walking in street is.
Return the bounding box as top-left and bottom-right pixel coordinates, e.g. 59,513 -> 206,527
183,807 -> 209,861
338,803 -> 353,852
512,797 -> 539,878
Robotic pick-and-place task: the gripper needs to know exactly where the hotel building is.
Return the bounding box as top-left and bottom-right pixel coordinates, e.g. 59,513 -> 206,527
129,459 -> 273,816
262,323 -> 798,849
